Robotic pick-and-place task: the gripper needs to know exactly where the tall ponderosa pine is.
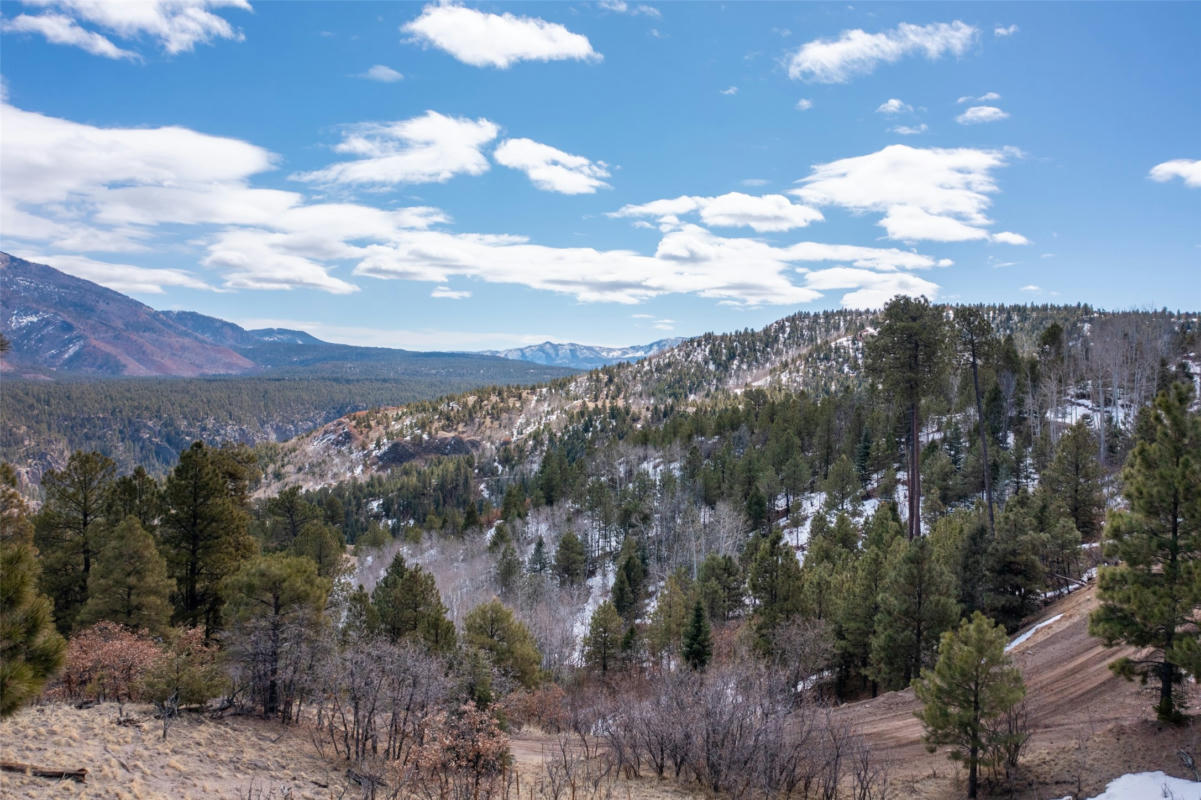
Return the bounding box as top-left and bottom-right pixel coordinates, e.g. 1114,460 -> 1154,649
553,530 -> 588,587
865,296 -> 951,539
1090,384 -> 1201,723
160,442 -> 256,634
584,601 -> 623,674
914,612 -> 1026,799
955,308 -> 997,535
34,450 -> 116,632
0,464 -> 66,717
77,515 -> 175,636
371,553 -> 455,653
748,530 -> 805,654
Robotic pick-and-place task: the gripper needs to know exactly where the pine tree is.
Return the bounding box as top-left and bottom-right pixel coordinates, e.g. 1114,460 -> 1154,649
955,308 -> 998,535
648,570 -> 693,662
914,612 -> 1026,799
495,543 -> 522,599
822,454 -> 861,513
0,464 -> 66,717
553,531 -> 588,587
870,536 -> 959,690
77,516 -> 174,636
1044,421 -> 1106,541
464,599 -> 542,689
681,599 -> 712,670
1090,384 -> 1201,723
982,498 -> 1046,632
265,486 -> 319,549
290,520 -> 346,579
527,536 -> 549,573
698,553 -> 743,622
34,450 -> 117,632
223,553 -> 330,719
371,553 -> 456,653
748,530 -> 805,654
160,442 -> 257,634
105,467 -> 160,532
865,296 -> 951,539
584,601 -> 623,674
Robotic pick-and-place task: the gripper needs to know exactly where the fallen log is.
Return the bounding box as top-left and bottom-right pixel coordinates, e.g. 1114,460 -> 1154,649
0,762 -> 87,783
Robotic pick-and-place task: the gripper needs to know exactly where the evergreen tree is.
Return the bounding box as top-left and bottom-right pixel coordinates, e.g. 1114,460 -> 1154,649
265,486 -> 319,549
0,464 -> 66,717
463,599 -> 542,689
105,467 -> 160,532
584,601 -> 623,674
914,612 -> 1026,799
34,450 -> 117,632
822,454 -> 861,513
836,543 -> 887,695
1090,384 -> 1201,723
982,498 -> 1046,631
748,530 -> 804,654
698,553 -> 743,622
870,536 -> 959,690
77,516 -> 174,636
370,553 -> 456,653
955,308 -> 998,535
290,520 -> 345,579
527,536 -> 549,573
648,570 -> 693,662
553,531 -> 588,587
681,599 -> 713,670
223,553 -> 330,719
1044,421 -> 1106,541
495,543 -> 522,599
160,442 -> 257,634
864,296 -> 951,539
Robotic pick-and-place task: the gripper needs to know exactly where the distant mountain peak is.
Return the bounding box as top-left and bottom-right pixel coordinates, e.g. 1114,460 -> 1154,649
480,338 -> 685,369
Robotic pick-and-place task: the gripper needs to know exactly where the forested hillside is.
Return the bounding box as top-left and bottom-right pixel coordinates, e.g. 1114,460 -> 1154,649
5,300 -> 1199,799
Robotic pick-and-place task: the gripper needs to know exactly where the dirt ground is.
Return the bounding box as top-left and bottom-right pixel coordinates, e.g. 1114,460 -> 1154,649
835,584 -> 1201,799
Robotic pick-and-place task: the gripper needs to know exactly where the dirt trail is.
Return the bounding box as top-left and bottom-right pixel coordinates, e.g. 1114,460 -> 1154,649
836,584 -> 1199,797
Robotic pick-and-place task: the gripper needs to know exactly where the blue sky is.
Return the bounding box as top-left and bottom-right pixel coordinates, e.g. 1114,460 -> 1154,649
1,1 -> 1198,350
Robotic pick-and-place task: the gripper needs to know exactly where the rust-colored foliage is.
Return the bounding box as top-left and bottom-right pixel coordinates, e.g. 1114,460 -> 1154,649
53,621 -> 163,703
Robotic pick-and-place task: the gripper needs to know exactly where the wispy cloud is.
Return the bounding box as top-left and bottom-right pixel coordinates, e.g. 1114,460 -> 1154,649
876,98 -> 913,115
891,124 -> 928,135
2,13 -> 138,60
402,3 -> 600,68
956,105 -> 1009,125
720,86 -> 739,96
358,64 -> 403,82
788,20 -> 976,83
613,192 -> 823,232
994,24 -> 1019,37
598,1 -> 660,18
795,98 -> 813,111
431,285 -> 471,299
493,138 -> 611,194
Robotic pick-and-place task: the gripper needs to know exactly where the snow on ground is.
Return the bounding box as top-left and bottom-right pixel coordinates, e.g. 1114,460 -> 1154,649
1006,613 -> 1064,653
1082,771 -> 1201,800
571,563 -> 616,664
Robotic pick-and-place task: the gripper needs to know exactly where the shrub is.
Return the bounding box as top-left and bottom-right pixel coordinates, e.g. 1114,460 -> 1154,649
55,621 -> 162,703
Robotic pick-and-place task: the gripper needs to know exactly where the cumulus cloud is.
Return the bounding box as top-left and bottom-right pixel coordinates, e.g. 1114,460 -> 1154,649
876,98 -> 912,115
613,192 -> 824,232
2,13 -> 137,59
493,138 -> 610,194
293,111 -> 499,187
802,266 -> 941,308
9,0 -> 249,56
994,24 -> 1019,37
788,20 -> 976,83
359,64 -> 403,82
991,231 -> 1029,245
795,98 -> 814,111
793,143 -> 1022,243
957,105 -> 1009,125
1149,159 -> 1201,188
402,3 -> 600,68
891,124 -> 928,135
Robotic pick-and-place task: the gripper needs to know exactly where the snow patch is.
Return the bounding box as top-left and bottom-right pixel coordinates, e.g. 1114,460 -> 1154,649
1085,771 -> 1201,800
1006,613 -> 1064,652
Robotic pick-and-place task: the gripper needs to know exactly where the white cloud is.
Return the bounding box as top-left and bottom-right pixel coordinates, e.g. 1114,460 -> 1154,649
493,138 -> 610,194
991,231 -> 1029,245
1020,284 -> 1040,292
402,3 -> 600,68
1149,159 -> 1201,188
293,111 -> 499,187
359,64 -> 403,82
741,178 -> 769,187
994,24 -> 1019,37
957,105 -> 1009,125
794,144 -> 1022,243
431,285 -> 470,299
802,267 -> 941,308
652,318 -> 675,331
795,98 -> 814,111
720,86 -> 739,96
2,13 -> 137,59
788,20 -> 976,83
876,98 -> 912,115
613,192 -> 823,233
12,251 -> 212,294
14,0 -> 250,55
891,124 -> 928,135
598,1 -> 660,18
957,91 -> 1001,104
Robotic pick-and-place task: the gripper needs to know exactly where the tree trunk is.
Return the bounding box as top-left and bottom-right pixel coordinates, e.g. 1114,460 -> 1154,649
909,402 -> 921,539
968,742 -> 978,798
969,343 -> 995,536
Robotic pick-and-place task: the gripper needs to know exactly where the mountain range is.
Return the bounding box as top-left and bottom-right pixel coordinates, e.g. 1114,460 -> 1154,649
0,253 -> 676,376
